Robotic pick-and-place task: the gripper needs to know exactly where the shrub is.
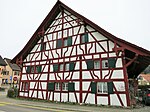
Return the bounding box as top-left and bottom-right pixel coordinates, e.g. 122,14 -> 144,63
7,89 -> 15,98
7,86 -> 18,98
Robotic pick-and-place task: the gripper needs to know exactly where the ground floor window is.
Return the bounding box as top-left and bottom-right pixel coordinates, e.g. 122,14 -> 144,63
97,82 -> 108,93
55,82 -> 68,91
91,81 -> 114,94
55,82 -> 61,90
62,83 -> 68,91
22,82 -> 29,91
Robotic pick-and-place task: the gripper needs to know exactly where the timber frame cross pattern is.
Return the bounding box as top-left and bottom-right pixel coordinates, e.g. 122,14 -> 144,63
11,1 -> 150,107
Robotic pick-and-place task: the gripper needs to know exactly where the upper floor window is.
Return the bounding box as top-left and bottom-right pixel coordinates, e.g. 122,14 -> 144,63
86,60 -> 100,70
102,58 -> 116,69
102,60 -> 109,68
26,65 -> 42,73
53,62 -> 75,72
41,42 -> 46,51
94,61 -> 100,69
81,33 -> 88,43
59,64 -> 64,71
64,38 -> 68,47
2,70 -> 9,75
56,36 -> 72,48
65,63 -> 70,71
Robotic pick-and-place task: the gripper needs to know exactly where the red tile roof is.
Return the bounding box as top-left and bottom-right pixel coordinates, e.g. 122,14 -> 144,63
140,74 -> 150,82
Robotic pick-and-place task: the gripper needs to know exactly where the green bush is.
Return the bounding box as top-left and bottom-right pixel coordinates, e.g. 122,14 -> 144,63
7,89 -> 15,98
7,87 -> 18,98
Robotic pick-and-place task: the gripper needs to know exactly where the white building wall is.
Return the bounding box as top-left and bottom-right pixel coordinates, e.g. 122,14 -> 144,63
20,10 -> 127,107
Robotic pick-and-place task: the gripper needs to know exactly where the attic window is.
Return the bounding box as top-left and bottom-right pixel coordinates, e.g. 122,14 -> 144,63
81,33 -> 88,43
64,37 -> 72,47
56,39 -> 62,48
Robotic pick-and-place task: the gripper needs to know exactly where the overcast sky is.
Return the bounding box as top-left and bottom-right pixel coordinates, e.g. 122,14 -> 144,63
0,0 -> 150,59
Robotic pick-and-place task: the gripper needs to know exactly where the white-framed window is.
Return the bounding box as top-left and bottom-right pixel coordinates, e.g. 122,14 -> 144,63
102,60 -> 108,68
62,83 -> 68,91
97,82 -> 108,93
65,63 -> 70,71
64,38 -> 68,47
94,60 -> 100,69
55,83 -> 61,90
59,64 -> 64,71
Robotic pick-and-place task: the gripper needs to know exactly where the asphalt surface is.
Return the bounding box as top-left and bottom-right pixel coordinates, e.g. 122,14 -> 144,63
0,91 -> 150,112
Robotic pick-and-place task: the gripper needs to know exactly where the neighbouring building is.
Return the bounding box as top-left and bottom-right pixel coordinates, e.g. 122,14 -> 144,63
3,58 -> 21,84
11,1 -> 150,107
138,74 -> 150,85
0,55 -> 7,87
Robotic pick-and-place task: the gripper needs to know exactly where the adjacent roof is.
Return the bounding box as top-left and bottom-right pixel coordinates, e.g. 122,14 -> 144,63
139,74 -> 150,83
5,58 -> 21,71
0,55 -> 7,66
11,1 -> 150,65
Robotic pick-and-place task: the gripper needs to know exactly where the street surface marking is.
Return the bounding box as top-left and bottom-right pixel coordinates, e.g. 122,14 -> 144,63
0,102 -> 74,112
0,102 -> 9,106
0,104 -> 5,106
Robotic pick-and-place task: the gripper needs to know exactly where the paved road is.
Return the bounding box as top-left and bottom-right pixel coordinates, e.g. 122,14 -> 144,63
0,91 -> 150,112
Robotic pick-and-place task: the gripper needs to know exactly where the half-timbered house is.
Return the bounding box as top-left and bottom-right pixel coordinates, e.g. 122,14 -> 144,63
11,1 -> 150,107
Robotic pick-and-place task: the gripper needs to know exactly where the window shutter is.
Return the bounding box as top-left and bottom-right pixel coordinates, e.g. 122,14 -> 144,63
56,39 -> 62,48
108,58 -> 116,68
53,64 -> 59,72
86,60 -> 94,70
26,66 -> 31,73
84,33 -> 89,43
68,82 -> 75,92
107,82 -> 114,94
69,62 -> 75,71
91,82 -> 97,94
37,66 -> 42,73
48,82 -> 55,91
67,36 -> 72,46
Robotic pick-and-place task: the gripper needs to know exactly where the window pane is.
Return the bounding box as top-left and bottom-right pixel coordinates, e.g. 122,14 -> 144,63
97,82 -> 108,93
62,83 -> 68,91
56,39 -> 62,48
64,39 -> 68,47
65,63 -> 69,71
55,83 -> 60,90
94,61 -> 100,69
97,82 -> 102,93
102,60 -> 108,68
103,82 -> 108,93
31,66 -> 34,73
60,64 -> 64,71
